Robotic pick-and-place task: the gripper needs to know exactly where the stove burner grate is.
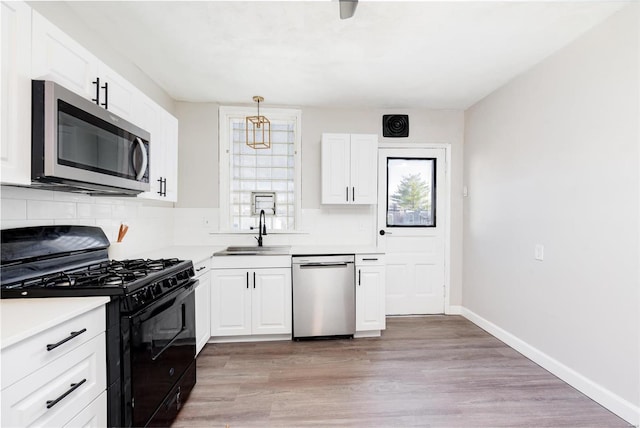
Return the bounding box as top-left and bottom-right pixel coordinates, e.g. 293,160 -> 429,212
2,258 -> 184,290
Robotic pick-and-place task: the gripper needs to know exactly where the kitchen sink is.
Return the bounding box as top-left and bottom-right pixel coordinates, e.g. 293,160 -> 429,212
215,245 -> 292,256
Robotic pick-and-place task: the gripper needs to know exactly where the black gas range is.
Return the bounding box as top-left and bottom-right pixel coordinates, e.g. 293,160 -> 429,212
1,225 -> 197,427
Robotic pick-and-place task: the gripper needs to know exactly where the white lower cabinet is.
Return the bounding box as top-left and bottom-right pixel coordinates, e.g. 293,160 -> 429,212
1,303 -> 107,427
211,257 -> 292,339
356,254 -> 386,334
64,391 -> 107,428
194,258 -> 211,356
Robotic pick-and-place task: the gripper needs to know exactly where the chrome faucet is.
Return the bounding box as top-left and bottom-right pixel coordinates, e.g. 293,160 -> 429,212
255,209 -> 267,247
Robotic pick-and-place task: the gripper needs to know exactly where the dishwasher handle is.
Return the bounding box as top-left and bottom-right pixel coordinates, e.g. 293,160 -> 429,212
298,262 -> 351,269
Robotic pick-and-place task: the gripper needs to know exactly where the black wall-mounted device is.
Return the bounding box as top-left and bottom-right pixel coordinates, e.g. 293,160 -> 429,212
382,114 -> 409,138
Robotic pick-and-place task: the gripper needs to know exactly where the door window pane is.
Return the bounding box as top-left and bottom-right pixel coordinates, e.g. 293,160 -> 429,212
386,158 -> 435,227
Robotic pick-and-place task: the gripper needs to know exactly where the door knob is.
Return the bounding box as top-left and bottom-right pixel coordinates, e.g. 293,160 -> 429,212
379,230 -> 385,236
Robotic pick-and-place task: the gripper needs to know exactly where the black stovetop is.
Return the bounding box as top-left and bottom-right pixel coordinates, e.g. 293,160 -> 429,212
0,225 -> 195,312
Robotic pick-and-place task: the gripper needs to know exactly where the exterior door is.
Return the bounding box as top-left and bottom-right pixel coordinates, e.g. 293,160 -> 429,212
377,148 -> 446,314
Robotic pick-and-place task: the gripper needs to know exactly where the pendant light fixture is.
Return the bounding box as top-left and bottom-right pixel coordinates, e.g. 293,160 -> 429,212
246,96 -> 271,149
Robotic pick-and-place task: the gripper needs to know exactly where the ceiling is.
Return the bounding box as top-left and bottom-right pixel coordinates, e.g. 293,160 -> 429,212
59,1 -> 627,110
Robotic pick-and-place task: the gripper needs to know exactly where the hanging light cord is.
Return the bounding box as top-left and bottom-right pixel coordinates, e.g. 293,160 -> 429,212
256,99 -> 261,128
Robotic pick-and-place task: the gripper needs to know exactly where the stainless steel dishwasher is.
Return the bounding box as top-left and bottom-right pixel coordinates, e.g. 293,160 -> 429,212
292,255 -> 355,339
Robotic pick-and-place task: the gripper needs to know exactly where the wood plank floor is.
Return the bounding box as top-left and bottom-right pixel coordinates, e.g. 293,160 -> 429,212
172,316 -> 630,427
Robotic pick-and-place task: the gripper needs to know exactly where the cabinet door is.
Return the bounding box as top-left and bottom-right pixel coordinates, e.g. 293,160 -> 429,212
31,10 -> 98,100
63,391 -> 107,428
321,133 -> 351,204
195,272 -> 211,355
1,0 -> 32,185
210,270 -> 251,336
350,134 -> 378,204
136,103 -> 178,202
251,268 -> 292,335
133,95 -> 163,200
160,111 -> 179,202
356,265 -> 386,331
97,62 -> 136,122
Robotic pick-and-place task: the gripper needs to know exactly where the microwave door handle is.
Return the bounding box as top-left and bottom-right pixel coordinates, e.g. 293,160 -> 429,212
134,137 -> 148,181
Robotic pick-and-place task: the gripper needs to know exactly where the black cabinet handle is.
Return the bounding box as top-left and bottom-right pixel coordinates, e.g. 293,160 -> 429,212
352,187 -> 355,202
46,328 -> 87,351
92,77 -> 100,105
253,272 -> 256,289
195,266 -> 206,272
46,379 -> 86,409
345,187 -> 349,202
101,81 -> 108,109
358,269 -> 361,286
246,272 -> 249,289
362,258 -> 378,261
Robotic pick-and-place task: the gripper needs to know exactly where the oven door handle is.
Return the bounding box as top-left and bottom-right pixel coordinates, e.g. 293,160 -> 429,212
151,303 -> 187,362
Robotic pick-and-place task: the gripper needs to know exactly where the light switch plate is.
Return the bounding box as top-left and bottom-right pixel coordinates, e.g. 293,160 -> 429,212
535,244 -> 544,261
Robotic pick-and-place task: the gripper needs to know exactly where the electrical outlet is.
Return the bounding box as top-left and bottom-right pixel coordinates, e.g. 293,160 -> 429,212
535,244 -> 544,261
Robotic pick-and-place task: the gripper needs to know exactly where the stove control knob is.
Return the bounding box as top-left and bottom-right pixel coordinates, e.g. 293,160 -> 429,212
131,293 -> 141,308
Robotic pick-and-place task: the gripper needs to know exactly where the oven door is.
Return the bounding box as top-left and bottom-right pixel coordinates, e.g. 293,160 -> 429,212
123,280 -> 196,427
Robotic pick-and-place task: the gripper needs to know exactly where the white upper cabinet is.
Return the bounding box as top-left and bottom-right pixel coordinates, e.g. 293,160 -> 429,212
24,5 -> 179,200
31,10 -> 138,123
96,62 -> 137,122
1,0 -> 32,185
31,10 -> 98,101
136,103 -> 179,202
161,111 -> 179,202
321,133 -> 378,204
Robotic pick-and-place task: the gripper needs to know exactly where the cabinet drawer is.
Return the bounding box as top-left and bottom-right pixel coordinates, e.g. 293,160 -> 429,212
1,305 -> 105,388
356,254 -> 385,265
193,258 -> 211,278
2,333 -> 106,428
64,390 -> 107,428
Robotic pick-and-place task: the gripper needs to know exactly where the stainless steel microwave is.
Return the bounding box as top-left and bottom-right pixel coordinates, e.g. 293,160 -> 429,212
31,80 -> 150,195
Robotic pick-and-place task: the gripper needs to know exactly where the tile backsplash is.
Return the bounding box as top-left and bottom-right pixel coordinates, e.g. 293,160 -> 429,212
1,186 -> 174,258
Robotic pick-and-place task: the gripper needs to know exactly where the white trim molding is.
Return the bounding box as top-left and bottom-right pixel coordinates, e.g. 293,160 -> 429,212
378,142 -> 453,316
460,307 -> 640,426
218,105 -> 302,233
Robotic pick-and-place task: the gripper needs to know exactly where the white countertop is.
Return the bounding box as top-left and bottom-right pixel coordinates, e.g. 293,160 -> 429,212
133,246 -> 223,264
1,296 -> 110,350
132,245 -> 383,263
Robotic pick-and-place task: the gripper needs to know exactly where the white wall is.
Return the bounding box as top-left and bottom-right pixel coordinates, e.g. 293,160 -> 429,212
463,3 -> 639,422
173,105 -> 465,305
0,186 -> 175,258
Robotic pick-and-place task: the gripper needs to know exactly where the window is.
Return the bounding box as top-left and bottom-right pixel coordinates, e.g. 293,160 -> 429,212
386,157 -> 436,227
219,106 -> 301,232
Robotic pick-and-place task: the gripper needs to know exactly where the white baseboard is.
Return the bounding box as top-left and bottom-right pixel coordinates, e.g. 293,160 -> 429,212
460,307 -> 640,426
